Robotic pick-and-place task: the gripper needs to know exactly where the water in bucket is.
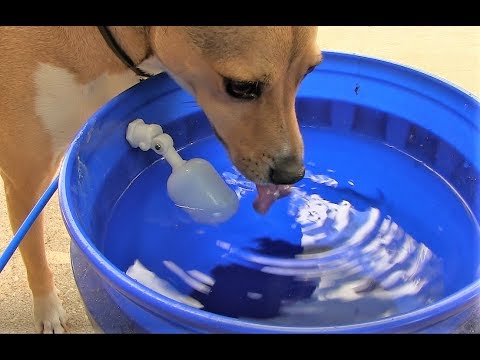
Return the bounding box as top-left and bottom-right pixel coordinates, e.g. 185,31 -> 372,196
102,107 -> 479,327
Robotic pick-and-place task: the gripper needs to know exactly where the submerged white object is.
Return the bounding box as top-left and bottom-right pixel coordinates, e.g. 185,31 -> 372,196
126,119 -> 239,224
126,260 -> 203,309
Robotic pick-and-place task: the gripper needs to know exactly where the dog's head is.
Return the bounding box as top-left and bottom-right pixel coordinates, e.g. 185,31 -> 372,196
149,26 -> 321,185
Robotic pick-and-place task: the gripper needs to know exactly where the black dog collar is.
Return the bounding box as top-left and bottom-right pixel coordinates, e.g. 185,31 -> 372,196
97,26 -> 153,79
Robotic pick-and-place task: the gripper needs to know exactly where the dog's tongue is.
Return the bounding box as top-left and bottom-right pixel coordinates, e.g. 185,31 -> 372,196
253,183 -> 292,215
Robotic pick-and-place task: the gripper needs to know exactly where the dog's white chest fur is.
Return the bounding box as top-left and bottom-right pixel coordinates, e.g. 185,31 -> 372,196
34,63 -> 139,156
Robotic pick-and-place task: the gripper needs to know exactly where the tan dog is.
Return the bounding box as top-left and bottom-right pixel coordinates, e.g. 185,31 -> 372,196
0,26 -> 321,333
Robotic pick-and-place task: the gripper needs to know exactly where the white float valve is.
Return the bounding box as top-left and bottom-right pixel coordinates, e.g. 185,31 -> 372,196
125,118 -> 239,225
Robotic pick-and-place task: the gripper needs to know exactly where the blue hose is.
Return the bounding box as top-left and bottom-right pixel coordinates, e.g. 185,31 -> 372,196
0,176 -> 59,272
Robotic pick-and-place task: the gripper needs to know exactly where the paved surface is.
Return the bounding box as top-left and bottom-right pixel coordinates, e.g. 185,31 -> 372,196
1,26 -> 479,334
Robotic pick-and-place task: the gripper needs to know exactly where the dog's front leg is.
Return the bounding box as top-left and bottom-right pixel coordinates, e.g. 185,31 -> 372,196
3,169 -> 68,333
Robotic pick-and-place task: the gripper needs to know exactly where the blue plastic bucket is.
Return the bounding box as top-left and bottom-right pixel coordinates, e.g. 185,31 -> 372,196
59,51 -> 480,333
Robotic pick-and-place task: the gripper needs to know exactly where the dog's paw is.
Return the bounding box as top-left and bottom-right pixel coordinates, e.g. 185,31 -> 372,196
33,288 -> 68,334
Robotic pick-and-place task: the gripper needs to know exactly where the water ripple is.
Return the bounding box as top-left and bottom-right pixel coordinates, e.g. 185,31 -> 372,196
219,171 -> 444,326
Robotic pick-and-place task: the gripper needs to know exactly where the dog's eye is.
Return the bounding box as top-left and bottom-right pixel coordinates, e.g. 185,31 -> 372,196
224,78 -> 262,100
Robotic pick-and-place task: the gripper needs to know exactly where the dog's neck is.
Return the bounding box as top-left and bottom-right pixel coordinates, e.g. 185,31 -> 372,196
98,26 -> 153,78
106,26 -> 152,69
59,26 -> 153,82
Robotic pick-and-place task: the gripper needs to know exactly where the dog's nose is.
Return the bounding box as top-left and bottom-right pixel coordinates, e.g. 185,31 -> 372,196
269,156 -> 305,185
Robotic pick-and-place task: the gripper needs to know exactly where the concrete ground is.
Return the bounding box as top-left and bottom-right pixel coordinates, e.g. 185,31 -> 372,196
1,26 -> 479,334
